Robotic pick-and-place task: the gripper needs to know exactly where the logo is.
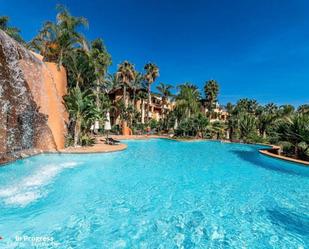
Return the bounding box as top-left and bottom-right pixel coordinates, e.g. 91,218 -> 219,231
15,235 -> 59,247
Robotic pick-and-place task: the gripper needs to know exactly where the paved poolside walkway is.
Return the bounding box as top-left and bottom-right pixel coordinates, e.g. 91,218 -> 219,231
59,135 -> 166,154
59,143 -> 127,154
59,138 -> 127,154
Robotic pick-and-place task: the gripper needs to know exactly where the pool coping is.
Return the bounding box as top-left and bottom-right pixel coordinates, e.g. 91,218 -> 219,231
0,143 -> 128,166
258,146 -> 309,166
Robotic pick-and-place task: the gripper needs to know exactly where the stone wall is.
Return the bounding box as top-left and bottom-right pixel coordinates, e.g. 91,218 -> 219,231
0,30 -> 68,163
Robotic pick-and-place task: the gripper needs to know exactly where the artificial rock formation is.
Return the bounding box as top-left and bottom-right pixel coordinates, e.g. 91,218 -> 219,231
0,30 -> 68,163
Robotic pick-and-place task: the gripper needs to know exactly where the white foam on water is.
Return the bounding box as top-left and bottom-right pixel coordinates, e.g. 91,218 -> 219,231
5,191 -> 41,206
0,161 -> 79,207
211,230 -> 224,240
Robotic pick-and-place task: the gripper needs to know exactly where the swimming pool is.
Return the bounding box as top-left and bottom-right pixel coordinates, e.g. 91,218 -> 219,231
0,139 -> 308,248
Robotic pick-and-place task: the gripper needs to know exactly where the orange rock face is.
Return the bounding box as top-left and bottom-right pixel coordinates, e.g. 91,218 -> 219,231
20,59 -> 68,150
0,30 -> 68,161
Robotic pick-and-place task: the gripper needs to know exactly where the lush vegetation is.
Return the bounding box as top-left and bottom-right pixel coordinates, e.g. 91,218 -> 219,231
1,7 -> 308,161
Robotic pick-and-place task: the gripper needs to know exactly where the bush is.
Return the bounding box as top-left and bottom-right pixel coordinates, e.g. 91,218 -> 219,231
79,133 -> 95,146
246,133 -> 266,144
65,133 -> 74,147
149,119 -> 158,130
279,141 -> 294,156
111,124 -> 120,135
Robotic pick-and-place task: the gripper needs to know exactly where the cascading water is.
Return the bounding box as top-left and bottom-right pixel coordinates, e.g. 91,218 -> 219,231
0,30 -> 68,164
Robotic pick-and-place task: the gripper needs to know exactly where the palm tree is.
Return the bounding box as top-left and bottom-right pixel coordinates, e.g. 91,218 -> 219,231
88,39 -> 111,131
193,113 -> 209,137
210,121 -> 226,139
277,113 -> 309,159
264,103 -> 278,115
136,90 -> 148,124
29,5 -> 88,66
64,87 -> 98,146
238,113 -> 256,142
256,104 -> 278,138
279,104 -> 295,117
156,83 -> 173,127
116,61 -> 136,107
89,38 -> 111,94
63,49 -> 92,89
297,104 -> 309,114
156,83 -> 173,105
235,98 -> 259,115
97,92 -> 113,116
144,63 -> 159,121
104,73 -> 120,94
0,16 -> 24,43
257,112 -> 274,139
131,72 -> 144,108
204,80 -> 219,117
176,83 -> 201,119
226,102 -> 237,140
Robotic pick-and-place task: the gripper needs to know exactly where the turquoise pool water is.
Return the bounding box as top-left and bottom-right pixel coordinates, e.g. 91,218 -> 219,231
0,139 -> 308,248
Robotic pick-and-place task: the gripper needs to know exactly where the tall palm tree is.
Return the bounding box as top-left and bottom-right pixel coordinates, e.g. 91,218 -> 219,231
131,72 -> 144,108
156,83 -> 173,105
104,73 -> 120,94
156,83 -> 173,127
116,61 -> 136,108
29,5 -> 88,66
89,38 -> 111,87
0,16 -> 24,43
136,90 -> 148,124
63,49 -> 92,89
176,83 -> 201,119
226,102 -> 237,140
144,63 -> 159,121
89,38 -> 111,120
204,80 -> 219,117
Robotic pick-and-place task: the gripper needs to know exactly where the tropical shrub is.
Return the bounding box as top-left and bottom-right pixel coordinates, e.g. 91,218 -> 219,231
175,113 -> 209,137
149,119 -> 158,130
79,133 -> 96,146
276,113 -> 309,160
238,113 -> 257,142
144,63 -> 159,121
208,121 -> 226,139
63,87 -> 99,146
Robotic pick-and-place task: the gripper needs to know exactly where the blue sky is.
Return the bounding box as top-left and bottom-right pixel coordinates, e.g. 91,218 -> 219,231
1,0 -> 308,106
